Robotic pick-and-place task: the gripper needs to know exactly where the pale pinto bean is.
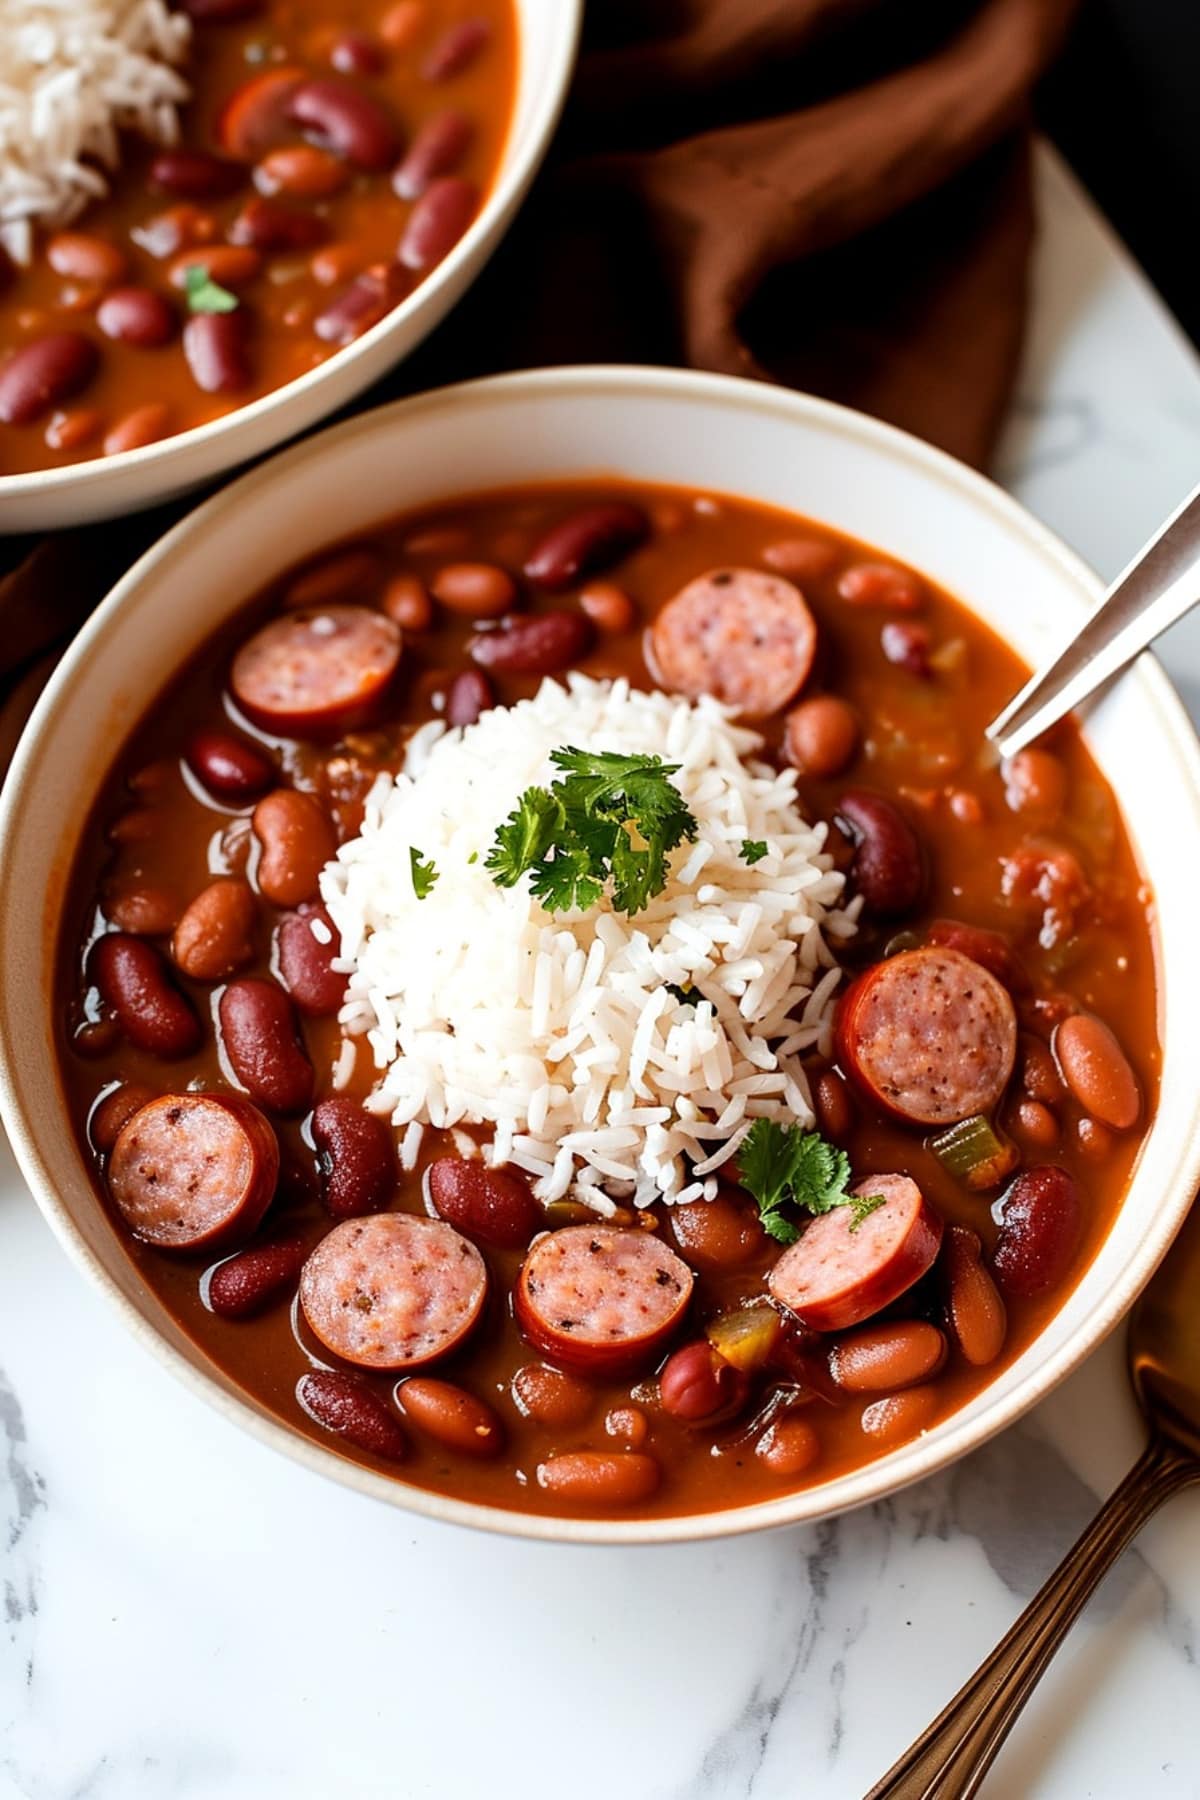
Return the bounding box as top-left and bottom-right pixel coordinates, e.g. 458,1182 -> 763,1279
536,1451 -> 660,1507
785,695 -> 859,778
511,1363 -> 594,1430
1077,1116 -> 1115,1160
1011,1098 -> 1059,1149
430,561 -> 516,618
252,789 -> 337,907
44,408 -> 102,452
46,231 -> 127,285
168,245 -> 262,291
605,1406 -> 649,1451
380,0 -> 426,49
942,1226 -> 1007,1367
398,1378 -> 504,1457
172,877 -> 257,980
104,403 -> 173,455
1003,747 -> 1067,820
104,885 -> 180,935
761,537 -> 838,581
579,581 -> 637,634
859,1385 -> 939,1446
1053,1013 -> 1140,1130
830,1321 -> 947,1393
814,1069 -> 855,1142
755,1415 -> 821,1477
382,574 -> 433,630
254,145 -> 349,199
837,563 -> 923,610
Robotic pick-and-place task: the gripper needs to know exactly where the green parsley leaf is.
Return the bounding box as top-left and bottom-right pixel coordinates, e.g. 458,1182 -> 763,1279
741,839 -> 769,865
409,846 -> 439,899
485,747 -> 698,918
739,1118 -> 883,1242
183,264 -> 239,314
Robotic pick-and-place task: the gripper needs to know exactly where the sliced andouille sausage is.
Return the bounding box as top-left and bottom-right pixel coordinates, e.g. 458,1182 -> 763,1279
836,946 -> 1017,1127
514,1225 -> 693,1378
230,605 -> 401,736
299,1214 -> 487,1370
108,1092 -> 279,1252
768,1174 -> 943,1332
648,568 -> 817,718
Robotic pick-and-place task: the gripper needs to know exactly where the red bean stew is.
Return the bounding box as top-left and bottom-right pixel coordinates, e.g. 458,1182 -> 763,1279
57,481 -> 1159,1519
0,1 -> 517,471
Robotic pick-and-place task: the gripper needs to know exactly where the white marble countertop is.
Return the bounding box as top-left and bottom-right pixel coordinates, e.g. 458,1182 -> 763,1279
3,143 -> 1200,1800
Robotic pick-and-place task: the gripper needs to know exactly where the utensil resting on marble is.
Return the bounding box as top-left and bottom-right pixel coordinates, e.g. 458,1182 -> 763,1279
987,475 -> 1200,758
867,1195 -> 1200,1798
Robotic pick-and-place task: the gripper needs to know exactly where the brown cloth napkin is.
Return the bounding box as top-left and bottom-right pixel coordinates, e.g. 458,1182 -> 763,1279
0,0 -> 1079,709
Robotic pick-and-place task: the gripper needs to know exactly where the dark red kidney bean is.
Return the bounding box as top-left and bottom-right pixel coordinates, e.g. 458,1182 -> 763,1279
427,1156 -> 540,1250
151,149 -> 245,198
330,30 -> 385,76
312,1096 -> 394,1220
297,1369 -> 407,1462
469,611 -> 593,676
206,1233 -> 308,1318
881,620 -> 932,676
422,18 -> 491,80
276,903 -> 345,1014
183,311 -> 250,394
523,503 -> 650,592
0,333 -> 99,425
836,790 -> 925,918
814,1068 -> 855,1141
96,287 -> 176,348
992,1166 -> 1083,1298
444,668 -> 494,727
89,934 -> 201,1059
181,0 -> 263,17
110,1092 -> 278,1251
659,1341 -> 749,1424
186,728 -> 275,802
90,1081 -> 159,1152
397,176 -> 478,271
313,263 -> 408,345
398,1378 -> 504,1458
219,977 -> 314,1114
228,197 -> 328,251
926,918 -> 1030,994
46,231 -> 127,284
286,78 -> 401,172
392,110 -> 472,200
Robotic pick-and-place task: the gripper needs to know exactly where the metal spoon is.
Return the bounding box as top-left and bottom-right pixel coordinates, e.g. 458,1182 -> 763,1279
866,1198 -> 1200,1798
987,475 -> 1200,759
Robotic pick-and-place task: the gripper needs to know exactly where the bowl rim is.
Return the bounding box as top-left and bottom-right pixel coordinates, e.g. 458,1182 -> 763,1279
4,363 -> 1200,1545
0,0 -> 583,507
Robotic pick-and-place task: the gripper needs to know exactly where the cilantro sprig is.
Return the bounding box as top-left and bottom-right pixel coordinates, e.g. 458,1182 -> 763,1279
739,1119 -> 885,1244
741,839 -> 768,865
486,747 -> 698,918
409,846 -> 438,899
184,264 -> 239,314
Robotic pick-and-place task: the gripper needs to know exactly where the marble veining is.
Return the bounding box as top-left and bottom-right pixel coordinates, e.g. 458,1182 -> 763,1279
1,143 -> 1200,1799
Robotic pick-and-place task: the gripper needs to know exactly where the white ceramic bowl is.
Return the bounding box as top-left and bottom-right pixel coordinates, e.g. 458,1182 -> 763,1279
0,0 -> 580,534
4,367 -> 1200,1544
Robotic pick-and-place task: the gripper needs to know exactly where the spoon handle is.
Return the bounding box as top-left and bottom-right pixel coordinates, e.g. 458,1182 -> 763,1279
866,1435 -> 1199,1800
986,476 -> 1200,760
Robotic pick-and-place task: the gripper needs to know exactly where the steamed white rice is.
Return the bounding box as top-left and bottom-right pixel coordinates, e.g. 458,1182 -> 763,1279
0,0 -> 191,266
320,676 -> 860,1209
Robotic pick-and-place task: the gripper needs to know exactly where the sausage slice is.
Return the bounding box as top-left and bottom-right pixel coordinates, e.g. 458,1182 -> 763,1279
768,1175 -> 943,1331
649,568 -> 817,718
300,1214 -> 487,1370
108,1092 -> 279,1252
230,604 -> 401,736
515,1225 -> 693,1377
836,946 -> 1017,1127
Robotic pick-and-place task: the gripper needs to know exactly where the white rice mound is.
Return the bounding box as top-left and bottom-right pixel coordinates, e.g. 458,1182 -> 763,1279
0,0 -> 191,267
321,675 -> 860,1210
